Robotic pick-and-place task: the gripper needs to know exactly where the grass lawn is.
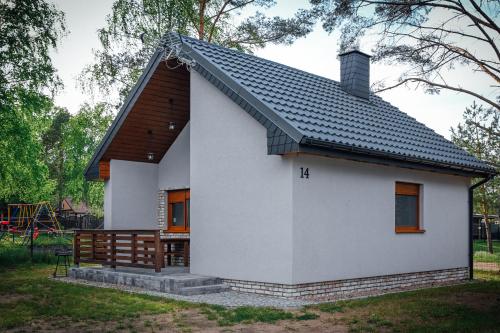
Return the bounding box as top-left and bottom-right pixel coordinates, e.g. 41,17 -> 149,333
0,263 -> 499,333
474,240 -> 500,263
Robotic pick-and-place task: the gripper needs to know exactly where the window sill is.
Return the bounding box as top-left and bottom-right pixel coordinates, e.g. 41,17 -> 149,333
395,229 -> 426,234
166,229 -> 190,233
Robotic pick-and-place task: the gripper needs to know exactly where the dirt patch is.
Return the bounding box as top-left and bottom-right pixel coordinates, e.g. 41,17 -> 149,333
439,290 -> 500,312
0,294 -> 31,304
3,309 -> 350,333
474,262 -> 500,272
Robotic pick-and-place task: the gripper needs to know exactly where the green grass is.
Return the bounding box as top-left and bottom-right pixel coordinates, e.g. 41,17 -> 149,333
0,234 -> 73,267
0,264 -> 191,330
0,264 -> 499,332
310,270 -> 500,333
200,305 -> 299,326
474,240 -> 500,263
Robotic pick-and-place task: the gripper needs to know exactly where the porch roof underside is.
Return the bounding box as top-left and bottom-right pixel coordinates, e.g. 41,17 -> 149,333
84,54 -> 190,180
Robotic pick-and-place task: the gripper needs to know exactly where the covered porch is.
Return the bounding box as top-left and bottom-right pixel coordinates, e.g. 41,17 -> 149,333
71,229 -> 230,295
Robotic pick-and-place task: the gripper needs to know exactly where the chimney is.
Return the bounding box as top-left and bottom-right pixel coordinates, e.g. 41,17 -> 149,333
339,50 -> 371,99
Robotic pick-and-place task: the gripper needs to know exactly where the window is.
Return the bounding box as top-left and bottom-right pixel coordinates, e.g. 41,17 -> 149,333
395,182 -> 424,233
167,189 -> 190,232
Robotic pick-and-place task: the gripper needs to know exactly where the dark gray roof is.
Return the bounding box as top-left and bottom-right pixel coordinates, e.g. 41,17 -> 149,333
175,34 -> 494,176
85,33 -> 495,179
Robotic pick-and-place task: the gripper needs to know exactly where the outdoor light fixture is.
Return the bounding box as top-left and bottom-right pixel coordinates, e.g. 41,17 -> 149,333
168,122 -> 176,130
147,152 -> 155,161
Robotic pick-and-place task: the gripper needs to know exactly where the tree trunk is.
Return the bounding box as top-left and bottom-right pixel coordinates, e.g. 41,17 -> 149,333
480,198 -> 494,254
199,0 -> 206,40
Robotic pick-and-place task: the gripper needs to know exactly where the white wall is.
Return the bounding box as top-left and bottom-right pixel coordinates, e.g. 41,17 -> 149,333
104,179 -> 112,229
190,71 -> 295,283
291,155 -> 470,284
106,159 -> 159,229
158,123 -> 190,190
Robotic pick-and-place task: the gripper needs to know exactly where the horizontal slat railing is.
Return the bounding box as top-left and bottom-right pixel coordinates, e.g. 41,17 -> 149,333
74,229 -> 164,272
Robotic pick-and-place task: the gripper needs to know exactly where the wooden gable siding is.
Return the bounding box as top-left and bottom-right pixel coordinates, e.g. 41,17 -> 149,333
99,161 -> 110,180
101,61 -> 190,164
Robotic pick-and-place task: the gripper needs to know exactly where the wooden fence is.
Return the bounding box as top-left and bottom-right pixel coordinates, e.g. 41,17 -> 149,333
74,230 -> 164,272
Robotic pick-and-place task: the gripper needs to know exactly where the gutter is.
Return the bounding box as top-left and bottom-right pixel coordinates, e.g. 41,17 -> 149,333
468,174 -> 495,280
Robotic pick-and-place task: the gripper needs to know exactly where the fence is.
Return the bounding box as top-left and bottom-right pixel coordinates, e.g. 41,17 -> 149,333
59,215 -> 103,230
74,230 -> 164,272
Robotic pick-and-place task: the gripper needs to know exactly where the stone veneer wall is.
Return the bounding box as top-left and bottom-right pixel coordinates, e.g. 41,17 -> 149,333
157,190 -> 190,266
223,267 -> 468,299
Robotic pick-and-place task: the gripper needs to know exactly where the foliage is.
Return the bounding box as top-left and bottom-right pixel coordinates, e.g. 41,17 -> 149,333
0,0 -> 66,206
309,0 -> 500,111
452,102 -> 499,252
474,240 -> 500,263
42,107 -> 71,209
0,89 -> 55,204
63,103 -> 113,216
80,0 -> 314,105
451,103 -> 499,210
0,99 -> 112,216
0,0 -> 66,94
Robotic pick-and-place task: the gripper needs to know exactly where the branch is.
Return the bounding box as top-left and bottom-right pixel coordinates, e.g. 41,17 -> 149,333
364,0 -> 499,32
207,0 -> 231,42
207,0 -> 255,20
375,77 -> 500,110
383,30 -> 500,82
468,0 -> 500,33
467,120 -> 500,138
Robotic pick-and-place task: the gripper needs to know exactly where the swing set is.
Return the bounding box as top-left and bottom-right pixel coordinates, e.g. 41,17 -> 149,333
5,202 -> 62,239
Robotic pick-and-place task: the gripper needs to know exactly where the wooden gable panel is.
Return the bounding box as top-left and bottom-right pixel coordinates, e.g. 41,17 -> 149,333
101,61 -> 190,164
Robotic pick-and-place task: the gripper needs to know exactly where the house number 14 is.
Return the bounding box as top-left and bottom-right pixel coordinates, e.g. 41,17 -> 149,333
300,167 -> 309,179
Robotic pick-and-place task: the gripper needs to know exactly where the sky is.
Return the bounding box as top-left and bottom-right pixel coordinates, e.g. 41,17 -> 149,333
48,0 -> 495,139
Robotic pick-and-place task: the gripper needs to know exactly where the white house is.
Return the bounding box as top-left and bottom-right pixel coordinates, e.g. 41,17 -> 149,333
83,33 -> 495,298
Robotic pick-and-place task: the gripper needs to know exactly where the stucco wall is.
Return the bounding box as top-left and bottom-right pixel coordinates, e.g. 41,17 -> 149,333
106,159 -> 158,229
189,71 -> 294,284
158,122 -> 190,190
104,179 -> 112,229
291,155 -> 470,284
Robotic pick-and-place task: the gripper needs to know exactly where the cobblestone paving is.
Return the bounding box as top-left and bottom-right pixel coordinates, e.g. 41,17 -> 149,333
55,277 -> 315,308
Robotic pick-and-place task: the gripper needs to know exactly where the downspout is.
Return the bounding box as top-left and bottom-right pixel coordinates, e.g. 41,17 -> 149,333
468,174 -> 495,280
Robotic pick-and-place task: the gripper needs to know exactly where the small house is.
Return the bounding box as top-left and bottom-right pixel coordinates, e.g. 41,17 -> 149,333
81,33 -> 495,298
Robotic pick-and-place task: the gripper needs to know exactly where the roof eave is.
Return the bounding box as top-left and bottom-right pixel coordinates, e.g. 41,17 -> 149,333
299,139 -> 496,178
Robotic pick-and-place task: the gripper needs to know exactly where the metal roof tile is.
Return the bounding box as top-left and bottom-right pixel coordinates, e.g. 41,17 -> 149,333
178,35 -> 494,174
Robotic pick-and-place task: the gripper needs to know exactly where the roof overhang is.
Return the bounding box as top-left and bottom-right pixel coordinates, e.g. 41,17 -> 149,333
296,139 -> 496,178
84,50 -> 190,180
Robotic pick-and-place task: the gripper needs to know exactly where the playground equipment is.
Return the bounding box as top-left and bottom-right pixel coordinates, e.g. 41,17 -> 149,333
7,202 -> 61,238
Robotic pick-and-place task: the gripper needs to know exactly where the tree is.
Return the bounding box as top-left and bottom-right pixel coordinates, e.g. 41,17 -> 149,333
80,0 -> 314,104
0,0 -> 66,94
42,108 -> 71,211
0,0 -> 66,205
451,102 -> 500,253
0,89 -> 55,204
309,0 -> 500,112
63,104 -> 113,217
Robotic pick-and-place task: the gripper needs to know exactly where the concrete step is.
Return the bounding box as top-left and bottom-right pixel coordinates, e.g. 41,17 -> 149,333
176,284 -> 230,296
171,276 -> 223,289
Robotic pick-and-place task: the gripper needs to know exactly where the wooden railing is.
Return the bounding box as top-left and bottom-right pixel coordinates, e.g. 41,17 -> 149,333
74,230 -> 164,272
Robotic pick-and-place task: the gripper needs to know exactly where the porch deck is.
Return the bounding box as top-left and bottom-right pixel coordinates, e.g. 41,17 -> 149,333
74,229 -> 189,272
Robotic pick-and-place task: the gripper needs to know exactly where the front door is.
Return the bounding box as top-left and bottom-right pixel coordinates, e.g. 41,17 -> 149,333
167,189 -> 190,233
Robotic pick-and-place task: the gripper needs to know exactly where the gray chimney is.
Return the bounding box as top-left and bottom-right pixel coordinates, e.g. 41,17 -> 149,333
339,50 -> 371,99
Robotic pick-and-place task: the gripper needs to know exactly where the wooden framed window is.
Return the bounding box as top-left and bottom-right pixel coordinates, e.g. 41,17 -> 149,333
167,189 -> 190,232
395,182 -> 424,233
